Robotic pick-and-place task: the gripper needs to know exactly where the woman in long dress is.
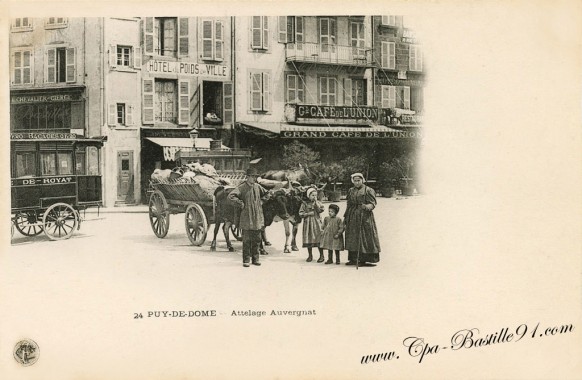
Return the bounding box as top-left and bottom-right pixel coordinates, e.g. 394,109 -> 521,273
343,173 -> 381,266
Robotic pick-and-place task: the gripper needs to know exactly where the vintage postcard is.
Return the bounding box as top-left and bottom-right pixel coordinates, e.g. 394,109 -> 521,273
1,1 -> 581,379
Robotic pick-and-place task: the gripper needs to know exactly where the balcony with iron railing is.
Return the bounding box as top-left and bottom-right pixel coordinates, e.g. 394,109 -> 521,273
285,42 -> 374,67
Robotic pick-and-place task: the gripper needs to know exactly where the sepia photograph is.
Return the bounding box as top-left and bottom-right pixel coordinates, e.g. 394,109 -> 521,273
1,1 -> 581,379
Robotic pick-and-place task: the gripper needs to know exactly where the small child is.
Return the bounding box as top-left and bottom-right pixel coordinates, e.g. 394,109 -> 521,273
299,187 -> 325,262
320,204 -> 345,264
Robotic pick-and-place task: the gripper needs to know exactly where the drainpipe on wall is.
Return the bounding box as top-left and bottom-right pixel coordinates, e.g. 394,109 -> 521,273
100,17 -> 107,207
231,16 -> 237,149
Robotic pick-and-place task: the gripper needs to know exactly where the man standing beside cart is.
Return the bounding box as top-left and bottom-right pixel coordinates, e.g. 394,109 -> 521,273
228,167 -> 270,267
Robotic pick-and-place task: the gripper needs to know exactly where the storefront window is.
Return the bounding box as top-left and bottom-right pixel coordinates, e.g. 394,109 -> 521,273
58,152 -> 73,175
15,152 -> 36,177
87,146 -> 100,175
41,152 -> 57,175
76,150 -> 86,175
11,102 -> 73,130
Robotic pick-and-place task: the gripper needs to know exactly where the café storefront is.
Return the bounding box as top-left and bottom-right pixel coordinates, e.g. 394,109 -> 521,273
236,104 -> 422,187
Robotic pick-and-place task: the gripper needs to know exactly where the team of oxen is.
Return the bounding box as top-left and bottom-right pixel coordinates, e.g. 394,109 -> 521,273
211,167 -> 325,254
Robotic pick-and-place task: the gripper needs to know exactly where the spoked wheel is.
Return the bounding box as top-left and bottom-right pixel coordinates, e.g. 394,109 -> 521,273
231,225 -> 243,241
149,191 -> 170,238
42,203 -> 78,241
184,204 -> 208,246
14,212 -> 44,237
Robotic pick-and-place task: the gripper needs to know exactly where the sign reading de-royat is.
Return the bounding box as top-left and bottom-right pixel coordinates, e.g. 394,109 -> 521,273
147,60 -> 229,78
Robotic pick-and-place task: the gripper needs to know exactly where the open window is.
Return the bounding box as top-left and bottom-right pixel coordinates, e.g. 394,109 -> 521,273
202,81 -> 223,125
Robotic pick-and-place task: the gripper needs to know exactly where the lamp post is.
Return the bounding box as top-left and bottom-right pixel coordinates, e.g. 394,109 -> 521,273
189,128 -> 199,149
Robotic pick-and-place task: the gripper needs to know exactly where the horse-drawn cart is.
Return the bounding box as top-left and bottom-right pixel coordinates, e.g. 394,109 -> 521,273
11,132 -> 106,241
148,148 -> 251,246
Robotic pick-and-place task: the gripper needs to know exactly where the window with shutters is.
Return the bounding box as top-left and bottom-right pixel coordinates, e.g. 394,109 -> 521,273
411,87 -> 423,112
409,45 -> 423,71
250,16 -> 269,51
12,18 -> 33,31
202,19 -> 224,61
278,16 -> 304,44
248,70 -> 270,112
350,22 -> 365,57
45,47 -> 76,83
11,48 -> 34,85
202,81 -> 223,125
285,74 -> 305,103
319,17 -> 336,53
381,41 -> 396,70
116,46 -> 132,67
45,17 -> 68,29
319,76 -> 337,106
154,18 -> 177,57
155,80 -> 178,123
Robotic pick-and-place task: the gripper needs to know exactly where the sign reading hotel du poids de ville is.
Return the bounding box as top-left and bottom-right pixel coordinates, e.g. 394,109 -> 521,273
147,60 -> 229,78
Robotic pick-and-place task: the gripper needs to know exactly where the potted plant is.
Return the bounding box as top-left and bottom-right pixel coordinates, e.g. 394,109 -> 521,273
319,162 -> 345,202
378,162 -> 398,198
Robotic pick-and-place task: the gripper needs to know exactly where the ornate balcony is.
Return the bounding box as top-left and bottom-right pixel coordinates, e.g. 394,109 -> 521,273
285,42 -> 374,67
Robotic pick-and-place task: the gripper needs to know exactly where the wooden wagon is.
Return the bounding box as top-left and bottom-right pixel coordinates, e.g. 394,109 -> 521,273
148,148 -> 251,246
10,132 -> 106,240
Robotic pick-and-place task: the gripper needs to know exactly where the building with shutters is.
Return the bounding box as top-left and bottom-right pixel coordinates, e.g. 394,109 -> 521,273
138,17 -> 235,203
9,17 -> 105,195
233,15 -> 423,184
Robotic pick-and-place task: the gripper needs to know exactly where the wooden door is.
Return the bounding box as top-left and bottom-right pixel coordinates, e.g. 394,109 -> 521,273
117,151 -> 134,202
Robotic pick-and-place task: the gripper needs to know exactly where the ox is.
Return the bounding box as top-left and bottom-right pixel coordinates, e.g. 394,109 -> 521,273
211,185 -> 303,253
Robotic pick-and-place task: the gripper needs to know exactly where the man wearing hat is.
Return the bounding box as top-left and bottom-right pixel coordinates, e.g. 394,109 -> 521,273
343,172 -> 381,267
228,167 -> 270,267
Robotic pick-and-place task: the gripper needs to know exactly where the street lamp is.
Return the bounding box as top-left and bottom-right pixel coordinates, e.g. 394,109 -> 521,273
189,128 -> 199,148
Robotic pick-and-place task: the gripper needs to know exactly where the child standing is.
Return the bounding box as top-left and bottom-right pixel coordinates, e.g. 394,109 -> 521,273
320,204 -> 345,264
299,187 -> 325,262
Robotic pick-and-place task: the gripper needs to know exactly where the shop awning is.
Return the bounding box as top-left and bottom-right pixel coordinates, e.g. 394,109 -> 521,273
145,137 -> 230,161
236,122 -> 283,137
145,137 -> 229,150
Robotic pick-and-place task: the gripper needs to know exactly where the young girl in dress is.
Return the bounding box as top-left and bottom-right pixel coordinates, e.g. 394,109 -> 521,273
299,187 -> 325,262
320,204 -> 345,264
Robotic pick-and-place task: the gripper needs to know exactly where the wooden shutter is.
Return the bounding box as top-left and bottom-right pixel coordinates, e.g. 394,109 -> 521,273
142,79 -> 154,124
109,44 -> 117,68
403,87 -> 411,109
66,47 -> 76,83
250,72 -> 262,110
418,47 -> 423,71
126,105 -> 134,125
278,16 -> 287,43
262,17 -> 269,49
389,42 -> 396,69
23,50 -> 32,84
202,20 -> 213,60
46,47 -> 56,83
262,72 -> 270,111
178,18 -> 189,57
251,17 -> 262,49
178,79 -> 190,125
12,51 -> 21,85
381,42 -> 388,68
409,45 -> 416,71
296,17 -> 304,44
381,16 -> 389,25
144,17 -> 154,55
215,20 -> 224,61
108,103 -> 117,125
344,78 -> 352,106
396,16 -> 403,27
381,85 -> 390,108
223,82 -> 233,124
133,47 -> 141,69
389,86 -> 396,108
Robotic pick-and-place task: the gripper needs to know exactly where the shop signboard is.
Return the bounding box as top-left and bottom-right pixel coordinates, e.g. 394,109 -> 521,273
147,60 -> 229,79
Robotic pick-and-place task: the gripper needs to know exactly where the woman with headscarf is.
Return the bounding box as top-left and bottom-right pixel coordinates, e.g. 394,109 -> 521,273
343,173 -> 381,266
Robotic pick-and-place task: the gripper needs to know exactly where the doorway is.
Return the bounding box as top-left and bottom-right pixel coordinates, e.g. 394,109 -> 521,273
117,150 -> 134,203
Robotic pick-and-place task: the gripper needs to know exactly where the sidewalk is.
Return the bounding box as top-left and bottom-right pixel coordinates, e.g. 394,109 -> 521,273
85,204 -> 149,214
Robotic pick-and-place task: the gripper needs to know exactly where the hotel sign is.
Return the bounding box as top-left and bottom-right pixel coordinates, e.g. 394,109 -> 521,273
147,60 -> 229,78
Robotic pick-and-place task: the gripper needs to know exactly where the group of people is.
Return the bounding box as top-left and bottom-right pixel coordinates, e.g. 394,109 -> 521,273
228,168 -> 381,268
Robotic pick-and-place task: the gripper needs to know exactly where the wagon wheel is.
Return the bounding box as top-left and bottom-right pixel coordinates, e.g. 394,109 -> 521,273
149,190 -> 170,238
231,225 -> 243,241
42,203 -> 78,241
184,204 -> 208,246
14,212 -> 44,237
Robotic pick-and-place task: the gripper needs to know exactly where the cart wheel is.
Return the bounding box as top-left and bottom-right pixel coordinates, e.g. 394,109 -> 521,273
231,225 -> 243,241
184,204 -> 208,246
149,190 -> 170,238
14,212 -> 44,237
42,203 -> 78,241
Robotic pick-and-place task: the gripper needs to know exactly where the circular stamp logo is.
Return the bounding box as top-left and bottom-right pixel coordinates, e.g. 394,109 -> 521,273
13,339 -> 39,367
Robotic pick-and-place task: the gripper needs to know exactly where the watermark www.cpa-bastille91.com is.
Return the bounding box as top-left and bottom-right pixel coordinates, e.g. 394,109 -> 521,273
360,322 -> 575,365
